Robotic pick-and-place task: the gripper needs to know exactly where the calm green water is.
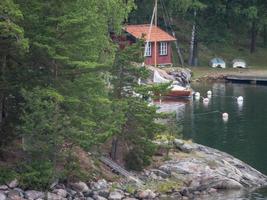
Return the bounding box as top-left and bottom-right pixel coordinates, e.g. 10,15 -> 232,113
183,82 -> 267,175
157,82 -> 267,199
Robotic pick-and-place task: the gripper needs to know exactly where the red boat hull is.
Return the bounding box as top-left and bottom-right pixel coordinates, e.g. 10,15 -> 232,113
166,90 -> 192,98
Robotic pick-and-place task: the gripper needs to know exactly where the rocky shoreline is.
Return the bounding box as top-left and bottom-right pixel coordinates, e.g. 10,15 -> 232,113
140,139 -> 267,199
1,140 -> 266,200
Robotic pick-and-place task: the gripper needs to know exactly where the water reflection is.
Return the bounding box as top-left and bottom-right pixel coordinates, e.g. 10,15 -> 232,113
153,98 -> 190,121
154,83 -> 267,199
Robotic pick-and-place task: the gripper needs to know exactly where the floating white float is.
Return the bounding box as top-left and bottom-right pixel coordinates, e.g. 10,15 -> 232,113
237,96 -> 243,103
203,98 -> 209,104
195,92 -> 201,100
222,112 -> 229,122
207,90 -> 212,96
207,94 -> 212,99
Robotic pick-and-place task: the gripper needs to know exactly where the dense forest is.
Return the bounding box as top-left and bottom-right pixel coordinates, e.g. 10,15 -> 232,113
0,0 -> 267,189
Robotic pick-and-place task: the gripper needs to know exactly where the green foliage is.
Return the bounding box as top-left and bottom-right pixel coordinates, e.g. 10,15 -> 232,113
0,166 -> 18,184
60,152 -> 90,183
18,161 -> 53,190
20,87 -> 66,159
110,41 -> 166,168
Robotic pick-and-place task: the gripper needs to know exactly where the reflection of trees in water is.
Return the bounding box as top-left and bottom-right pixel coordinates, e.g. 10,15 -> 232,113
153,100 -> 190,138
212,83 -> 226,96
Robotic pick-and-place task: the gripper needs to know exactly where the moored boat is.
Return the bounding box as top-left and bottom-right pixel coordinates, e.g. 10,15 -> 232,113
168,85 -> 192,97
153,70 -> 192,98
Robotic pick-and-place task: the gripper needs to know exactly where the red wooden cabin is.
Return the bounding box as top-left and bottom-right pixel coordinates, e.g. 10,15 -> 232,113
124,24 -> 176,66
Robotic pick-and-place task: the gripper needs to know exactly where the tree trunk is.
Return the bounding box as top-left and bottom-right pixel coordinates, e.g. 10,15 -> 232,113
250,21 -> 257,53
263,24 -> 267,47
172,31 -> 184,67
192,33 -> 198,66
0,94 -> 3,124
189,10 -> 197,66
111,137 -> 118,160
0,55 -> 7,128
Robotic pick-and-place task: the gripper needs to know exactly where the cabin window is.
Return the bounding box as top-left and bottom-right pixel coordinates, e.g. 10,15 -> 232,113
159,42 -> 168,56
144,42 -> 152,57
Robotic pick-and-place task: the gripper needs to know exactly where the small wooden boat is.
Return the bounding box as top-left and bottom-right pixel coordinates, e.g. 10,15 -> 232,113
168,85 -> 192,98
153,70 -> 192,98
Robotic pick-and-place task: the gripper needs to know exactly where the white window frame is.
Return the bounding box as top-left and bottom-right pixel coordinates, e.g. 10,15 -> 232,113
159,42 -> 168,56
144,42 -> 152,57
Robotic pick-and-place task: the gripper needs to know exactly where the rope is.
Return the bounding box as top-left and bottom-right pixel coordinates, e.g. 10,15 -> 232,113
194,110 -> 221,116
144,3 -> 156,58
160,0 -> 184,66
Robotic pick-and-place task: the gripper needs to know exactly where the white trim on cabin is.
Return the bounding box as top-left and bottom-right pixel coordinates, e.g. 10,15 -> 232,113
144,42 -> 152,57
159,42 -> 168,56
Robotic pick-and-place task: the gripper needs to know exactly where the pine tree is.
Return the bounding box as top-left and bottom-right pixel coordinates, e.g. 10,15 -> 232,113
0,0 -> 28,153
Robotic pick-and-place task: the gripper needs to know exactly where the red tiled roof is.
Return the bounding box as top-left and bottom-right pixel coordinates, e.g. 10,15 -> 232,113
124,24 -> 176,42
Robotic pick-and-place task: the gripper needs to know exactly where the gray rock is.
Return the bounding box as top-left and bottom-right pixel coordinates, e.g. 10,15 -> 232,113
98,189 -> 109,198
47,192 -> 67,200
93,194 -> 107,200
108,191 -> 124,200
7,190 -> 23,199
91,180 -> 108,191
86,198 -> 94,200
0,192 -> 6,200
70,181 -> 90,193
123,198 -> 138,200
14,188 -> 24,194
174,139 -> 184,147
169,192 -> 182,199
8,179 -> 19,189
138,190 -> 156,199
52,189 -> 67,198
25,190 -> 45,200
0,186 -> 8,191
66,189 -> 77,196
50,180 -> 59,189
179,143 -> 194,153
150,169 -> 169,179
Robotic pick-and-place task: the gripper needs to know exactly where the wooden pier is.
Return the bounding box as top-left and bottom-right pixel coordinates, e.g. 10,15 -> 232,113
226,75 -> 267,84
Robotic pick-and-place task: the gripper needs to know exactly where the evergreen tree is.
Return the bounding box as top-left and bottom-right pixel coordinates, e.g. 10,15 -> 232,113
0,0 -> 28,154
110,42 -> 166,169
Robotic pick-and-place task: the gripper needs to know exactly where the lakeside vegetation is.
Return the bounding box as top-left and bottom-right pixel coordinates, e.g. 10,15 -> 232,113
0,0 -> 267,190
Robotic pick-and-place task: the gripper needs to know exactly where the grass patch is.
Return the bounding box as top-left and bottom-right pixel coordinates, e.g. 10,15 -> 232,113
144,179 -> 184,194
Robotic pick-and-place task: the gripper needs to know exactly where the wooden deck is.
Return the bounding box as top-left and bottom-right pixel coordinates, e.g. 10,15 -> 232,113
226,75 -> 267,84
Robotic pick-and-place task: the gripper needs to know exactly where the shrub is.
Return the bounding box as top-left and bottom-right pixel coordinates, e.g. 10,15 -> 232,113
18,161 -> 53,190
125,142 -> 156,171
125,148 -> 144,171
0,166 -> 18,184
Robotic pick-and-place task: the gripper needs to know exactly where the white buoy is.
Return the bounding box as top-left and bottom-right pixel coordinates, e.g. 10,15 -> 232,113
195,92 -> 200,100
222,112 -> 229,122
237,96 -> 243,103
207,94 -> 212,99
203,98 -> 209,103
207,90 -> 212,96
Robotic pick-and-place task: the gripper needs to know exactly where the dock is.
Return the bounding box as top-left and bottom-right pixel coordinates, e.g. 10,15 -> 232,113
226,75 -> 267,84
